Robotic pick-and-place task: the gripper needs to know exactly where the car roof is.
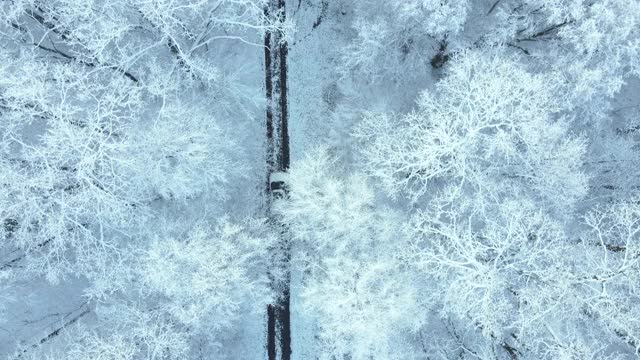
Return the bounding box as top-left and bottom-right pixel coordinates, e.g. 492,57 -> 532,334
269,172 -> 288,182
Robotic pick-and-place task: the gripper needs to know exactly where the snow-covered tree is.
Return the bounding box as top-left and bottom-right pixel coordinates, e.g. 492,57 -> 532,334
0,0 -> 282,357
354,49 -> 588,214
276,148 -> 425,359
14,218 -> 275,359
405,197 -> 568,358
0,0 -> 280,279
489,0 -> 640,105
339,0 -> 470,82
0,57 -> 241,281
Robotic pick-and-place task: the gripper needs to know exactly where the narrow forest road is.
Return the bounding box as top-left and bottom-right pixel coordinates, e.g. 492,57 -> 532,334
264,0 -> 291,359
265,1 -> 355,358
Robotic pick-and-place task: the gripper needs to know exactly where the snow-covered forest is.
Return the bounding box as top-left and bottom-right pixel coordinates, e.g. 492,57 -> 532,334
0,0 -> 639,359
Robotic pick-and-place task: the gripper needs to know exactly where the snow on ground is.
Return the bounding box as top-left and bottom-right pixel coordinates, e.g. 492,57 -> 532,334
0,276 -> 88,357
